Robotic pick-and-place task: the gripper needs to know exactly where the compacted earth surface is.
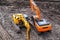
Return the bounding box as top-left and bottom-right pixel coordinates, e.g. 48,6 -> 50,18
0,2 -> 60,40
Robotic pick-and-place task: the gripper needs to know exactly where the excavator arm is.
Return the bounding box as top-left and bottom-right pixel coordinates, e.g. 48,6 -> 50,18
21,16 -> 30,40
30,0 -> 41,20
23,19 -> 30,40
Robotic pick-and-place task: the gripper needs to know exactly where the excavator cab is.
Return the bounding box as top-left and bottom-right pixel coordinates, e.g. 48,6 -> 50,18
35,19 -> 50,26
31,16 -> 51,33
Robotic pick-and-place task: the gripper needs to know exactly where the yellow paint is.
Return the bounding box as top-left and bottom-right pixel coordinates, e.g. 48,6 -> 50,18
12,14 -> 30,40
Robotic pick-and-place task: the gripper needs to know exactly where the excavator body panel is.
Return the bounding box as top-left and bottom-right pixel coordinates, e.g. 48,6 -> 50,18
12,14 -> 28,24
34,18 -> 52,32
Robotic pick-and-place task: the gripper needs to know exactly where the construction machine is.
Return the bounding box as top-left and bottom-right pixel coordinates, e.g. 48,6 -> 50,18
30,0 -> 52,34
12,14 -> 30,40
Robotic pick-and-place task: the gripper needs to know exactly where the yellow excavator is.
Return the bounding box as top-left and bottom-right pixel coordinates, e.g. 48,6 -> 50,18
12,14 -> 30,40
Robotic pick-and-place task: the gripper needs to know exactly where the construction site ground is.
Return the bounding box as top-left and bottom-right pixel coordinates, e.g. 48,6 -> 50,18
0,2 -> 60,40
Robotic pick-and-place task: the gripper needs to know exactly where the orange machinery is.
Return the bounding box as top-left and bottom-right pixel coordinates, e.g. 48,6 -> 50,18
30,0 -> 52,34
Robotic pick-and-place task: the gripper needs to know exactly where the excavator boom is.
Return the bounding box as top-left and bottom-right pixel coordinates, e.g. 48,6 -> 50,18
30,0 -> 41,20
